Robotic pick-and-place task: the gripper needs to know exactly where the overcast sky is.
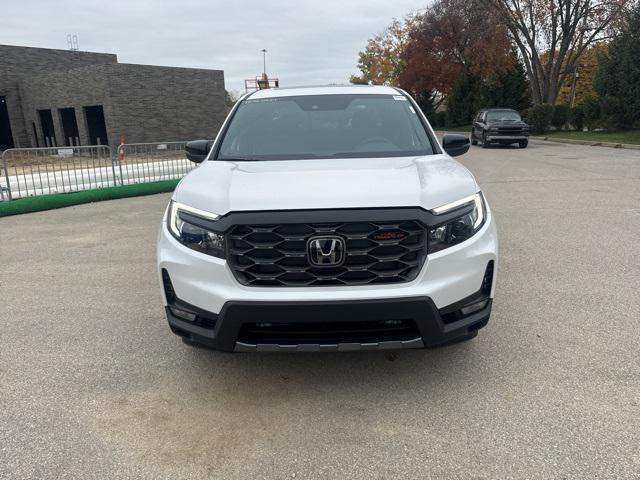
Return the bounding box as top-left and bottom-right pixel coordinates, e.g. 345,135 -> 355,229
3,0 -> 426,94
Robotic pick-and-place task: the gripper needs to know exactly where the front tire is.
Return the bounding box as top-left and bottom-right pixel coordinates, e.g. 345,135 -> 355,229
519,140 -> 528,148
482,132 -> 490,148
471,132 -> 478,145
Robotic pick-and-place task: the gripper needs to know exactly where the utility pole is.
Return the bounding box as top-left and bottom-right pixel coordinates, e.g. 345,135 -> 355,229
261,49 -> 267,76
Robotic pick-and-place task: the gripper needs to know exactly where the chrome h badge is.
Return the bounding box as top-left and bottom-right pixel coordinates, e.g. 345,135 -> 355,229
307,236 -> 345,267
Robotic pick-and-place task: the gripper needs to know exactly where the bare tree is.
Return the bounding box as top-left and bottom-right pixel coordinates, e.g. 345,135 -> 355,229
491,0 -> 630,104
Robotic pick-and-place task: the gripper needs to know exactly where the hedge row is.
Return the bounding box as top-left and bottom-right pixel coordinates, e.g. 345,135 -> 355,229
522,99 -> 606,134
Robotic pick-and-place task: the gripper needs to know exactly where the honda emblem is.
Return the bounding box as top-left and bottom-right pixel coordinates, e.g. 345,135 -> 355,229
307,236 -> 346,267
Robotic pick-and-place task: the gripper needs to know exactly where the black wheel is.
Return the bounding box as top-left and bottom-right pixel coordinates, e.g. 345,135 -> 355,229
471,134 -> 478,146
519,140 -> 528,148
482,132 -> 490,148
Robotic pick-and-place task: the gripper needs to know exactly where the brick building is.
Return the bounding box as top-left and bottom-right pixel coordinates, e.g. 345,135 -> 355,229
0,44 -> 226,149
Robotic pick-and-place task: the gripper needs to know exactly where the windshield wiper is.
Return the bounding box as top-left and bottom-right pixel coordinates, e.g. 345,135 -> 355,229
217,156 -> 263,161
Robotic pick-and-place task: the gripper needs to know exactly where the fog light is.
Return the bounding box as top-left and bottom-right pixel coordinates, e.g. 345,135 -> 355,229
169,306 -> 197,322
460,299 -> 489,316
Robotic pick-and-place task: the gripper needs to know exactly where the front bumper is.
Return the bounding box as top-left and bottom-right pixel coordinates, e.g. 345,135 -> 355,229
166,295 -> 492,352
486,135 -> 529,142
158,209 -> 498,352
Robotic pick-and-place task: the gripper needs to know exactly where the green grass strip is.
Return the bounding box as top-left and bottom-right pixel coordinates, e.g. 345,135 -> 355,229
0,180 -> 179,217
438,125 -> 473,133
543,129 -> 640,145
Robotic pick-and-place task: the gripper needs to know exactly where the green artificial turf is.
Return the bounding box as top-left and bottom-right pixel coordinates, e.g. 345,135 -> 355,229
0,180 -> 179,217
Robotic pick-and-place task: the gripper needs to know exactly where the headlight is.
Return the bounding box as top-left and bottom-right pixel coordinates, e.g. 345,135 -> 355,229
167,201 -> 225,258
428,193 -> 486,253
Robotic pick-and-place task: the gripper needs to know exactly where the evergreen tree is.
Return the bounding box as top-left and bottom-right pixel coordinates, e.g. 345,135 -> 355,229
446,70 -> 482,126
594,2 -> 640,129
481,57 -> 532,112
445,58 -> 532,126
414,91 -> 437,119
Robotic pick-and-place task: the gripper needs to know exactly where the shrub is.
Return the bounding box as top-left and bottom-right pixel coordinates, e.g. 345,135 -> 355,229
599,95 -> 629,130
583,97 -> 602,131
552,104 -> 571,130
570,106 -> 585,131
523,104 -> 554,134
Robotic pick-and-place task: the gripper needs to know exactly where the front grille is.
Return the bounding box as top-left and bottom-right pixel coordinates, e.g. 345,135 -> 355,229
227,220 -> 427,287
497,126 -> 524,135
237,319 -> 420,344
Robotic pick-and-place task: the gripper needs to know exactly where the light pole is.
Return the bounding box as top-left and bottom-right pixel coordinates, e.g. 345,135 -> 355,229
261,49 -> 267,76
570,65 -> 581,108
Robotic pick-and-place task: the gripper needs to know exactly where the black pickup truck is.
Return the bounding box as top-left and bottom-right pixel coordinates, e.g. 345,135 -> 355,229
471,108 -> 530,148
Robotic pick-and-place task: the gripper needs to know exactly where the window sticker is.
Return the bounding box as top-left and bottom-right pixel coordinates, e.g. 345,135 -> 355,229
393,95 -> 407,101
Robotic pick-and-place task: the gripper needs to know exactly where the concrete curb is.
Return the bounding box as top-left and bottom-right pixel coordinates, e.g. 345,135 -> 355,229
531,136 -> 640,150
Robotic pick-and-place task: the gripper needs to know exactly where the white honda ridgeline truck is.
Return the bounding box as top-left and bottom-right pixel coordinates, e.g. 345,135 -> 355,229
157,85 -> 498,352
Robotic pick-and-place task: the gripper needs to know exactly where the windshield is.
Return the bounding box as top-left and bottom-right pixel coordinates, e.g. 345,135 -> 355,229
486,110 -> 521,122
216,94 -> 435,160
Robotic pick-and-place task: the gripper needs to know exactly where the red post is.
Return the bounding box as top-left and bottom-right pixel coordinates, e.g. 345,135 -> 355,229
118,134 -> 125,161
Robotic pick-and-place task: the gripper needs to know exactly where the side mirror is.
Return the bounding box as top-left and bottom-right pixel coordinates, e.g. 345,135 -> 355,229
185,139 -> 213,163
442,133 -> 470,157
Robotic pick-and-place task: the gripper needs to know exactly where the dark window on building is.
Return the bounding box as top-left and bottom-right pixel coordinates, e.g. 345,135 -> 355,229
59,108 -> 80,146
84,105 -> 108,145
38,109 -> 58,147
0,96 -> 15,150
32,122 -> 40,147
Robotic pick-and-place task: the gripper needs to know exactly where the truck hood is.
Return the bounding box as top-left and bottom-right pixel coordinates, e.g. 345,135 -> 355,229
173,155 -> 479,215
488,120 -> 528,128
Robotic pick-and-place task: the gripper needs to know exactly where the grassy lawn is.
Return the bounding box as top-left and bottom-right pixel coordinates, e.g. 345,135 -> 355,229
438,125 -> 472,133
543,130 -> 640,145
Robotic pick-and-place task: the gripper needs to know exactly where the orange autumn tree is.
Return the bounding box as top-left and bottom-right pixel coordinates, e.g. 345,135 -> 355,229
350,17 -> 419,86
557,43 -> 608,105
398,0 -> 515,107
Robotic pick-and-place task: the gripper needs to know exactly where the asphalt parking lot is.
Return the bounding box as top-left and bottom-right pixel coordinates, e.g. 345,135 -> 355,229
1,140 -> 639,479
